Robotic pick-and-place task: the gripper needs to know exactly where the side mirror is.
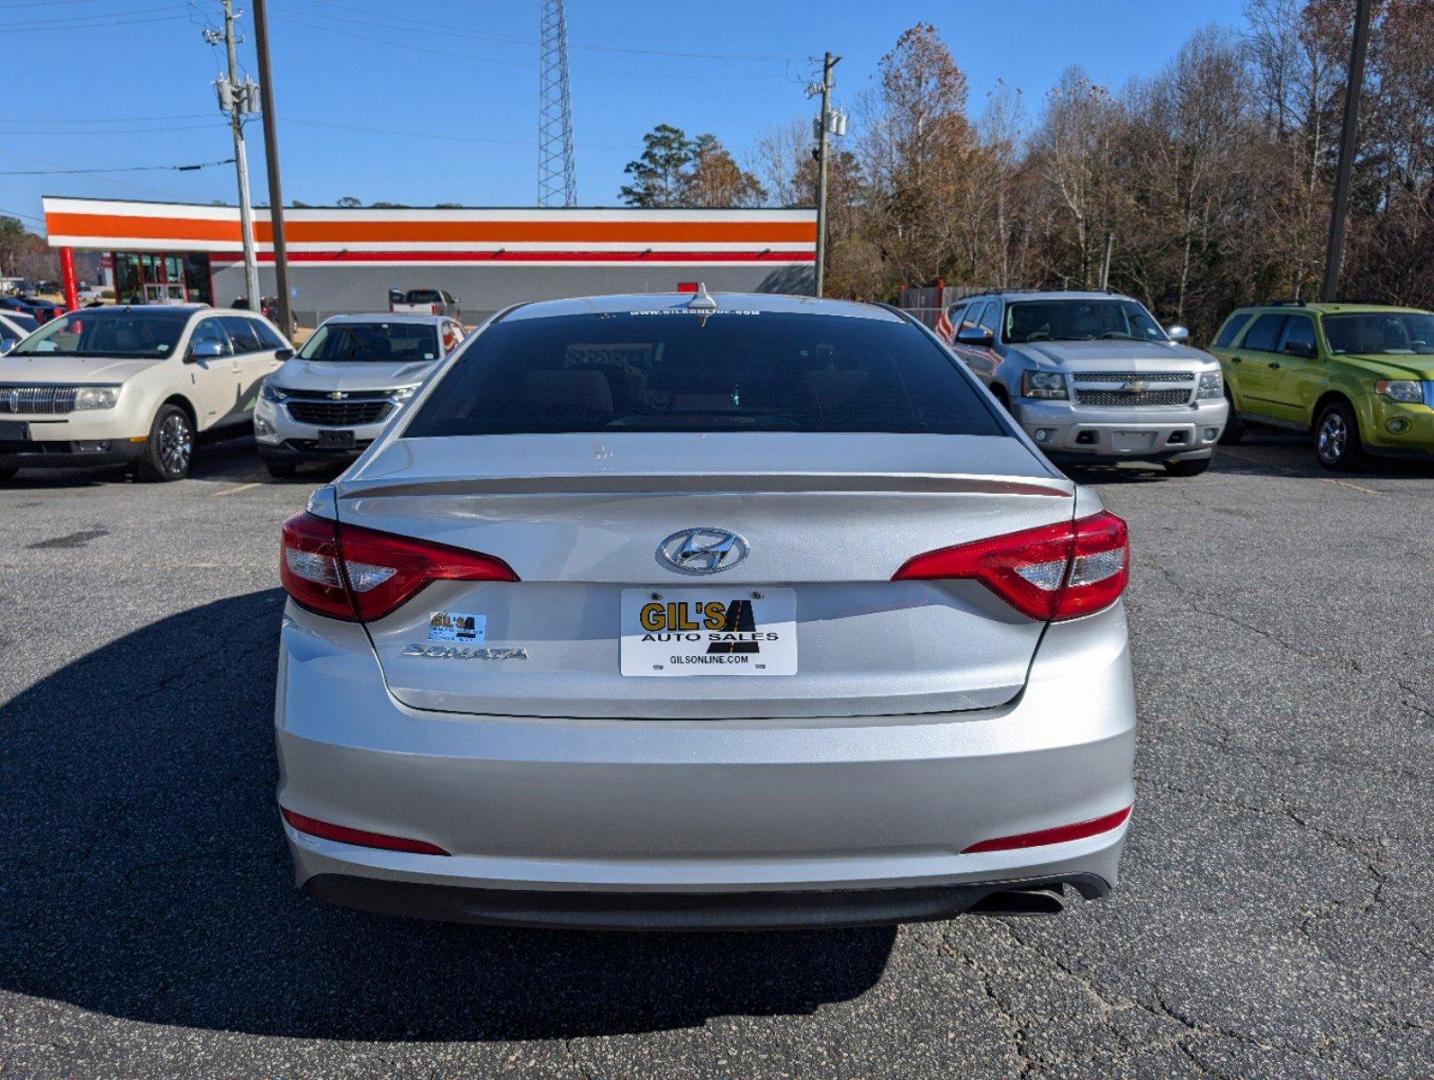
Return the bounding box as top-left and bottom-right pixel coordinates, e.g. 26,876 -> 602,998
187,339 -> 226,362
0,339 -> 16,355
1166,324 -> 1190,343
955,325 -> 994,347
274,347 -> 295,361
1284,340 -> 1317,359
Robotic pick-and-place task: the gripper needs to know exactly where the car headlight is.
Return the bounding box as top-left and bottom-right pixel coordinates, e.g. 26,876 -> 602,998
73,386 -> 120,410
1021,370 -> 1068,400
389,384 -> 421,402
260,381 -> 290,403
1375,379 -> 1421,403
1198,371 -> 1223,399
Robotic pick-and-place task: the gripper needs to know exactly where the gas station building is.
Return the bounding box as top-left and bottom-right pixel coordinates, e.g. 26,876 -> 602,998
41,197 -> 817,326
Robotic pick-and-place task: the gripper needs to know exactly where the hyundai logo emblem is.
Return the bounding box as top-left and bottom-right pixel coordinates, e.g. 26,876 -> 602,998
656,528 -> 749,575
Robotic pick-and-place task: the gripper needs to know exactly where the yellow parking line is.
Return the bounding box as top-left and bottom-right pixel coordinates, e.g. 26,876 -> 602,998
1220,450 -> 1381,495
211,482 -> 261,497
1321,477 -> 1381,495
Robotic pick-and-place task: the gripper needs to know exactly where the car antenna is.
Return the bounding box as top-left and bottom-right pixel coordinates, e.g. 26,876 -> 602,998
686,282 -> 717,311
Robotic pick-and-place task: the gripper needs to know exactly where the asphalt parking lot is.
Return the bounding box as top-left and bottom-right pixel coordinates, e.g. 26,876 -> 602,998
2,434 -> 1431,1079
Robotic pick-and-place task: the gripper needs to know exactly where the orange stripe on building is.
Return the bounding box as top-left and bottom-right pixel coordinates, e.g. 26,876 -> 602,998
45,213 -> 817,246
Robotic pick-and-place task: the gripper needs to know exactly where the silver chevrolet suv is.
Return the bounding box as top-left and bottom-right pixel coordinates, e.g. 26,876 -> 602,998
948,291 -> 1227,476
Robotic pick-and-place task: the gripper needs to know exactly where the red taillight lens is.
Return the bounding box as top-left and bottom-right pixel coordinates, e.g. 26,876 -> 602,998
280,511 -> 518,622
281,807 -> 450,855
280,511 -> 353,619
893,510 -> 1129,621
961,805 -> 1132,854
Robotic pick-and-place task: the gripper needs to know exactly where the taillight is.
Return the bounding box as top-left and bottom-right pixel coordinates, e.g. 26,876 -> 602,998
280,511 -> 352,619
281,807 -> 450,855
280,511 -> 518,622
893,510 -> 1129,621
962,805 -> 1131,854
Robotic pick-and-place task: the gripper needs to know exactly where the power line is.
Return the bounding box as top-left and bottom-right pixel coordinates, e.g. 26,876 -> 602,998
273,10 -> 796,79
0,157 -> 234,176
286,117 -> 627,150
4,10 -> 205,32
291,0 -> 807,63
0,113 -> 215,125
0,0 -> 168,6
0,145 -> 192,199
0,206 -> 47,226
0,123 -> 223,137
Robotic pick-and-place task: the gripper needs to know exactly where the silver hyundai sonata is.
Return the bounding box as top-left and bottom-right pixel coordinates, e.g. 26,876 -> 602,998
275,290 -> 1136,930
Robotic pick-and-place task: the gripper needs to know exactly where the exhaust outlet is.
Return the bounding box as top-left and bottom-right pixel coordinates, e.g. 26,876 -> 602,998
968,885 -> 1067,916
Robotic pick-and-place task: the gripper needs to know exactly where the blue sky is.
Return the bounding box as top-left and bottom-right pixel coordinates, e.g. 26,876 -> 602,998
1,0 -> 1247,228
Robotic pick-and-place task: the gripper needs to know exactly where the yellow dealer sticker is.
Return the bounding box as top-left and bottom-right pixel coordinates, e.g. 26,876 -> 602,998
620,587 -> 797,676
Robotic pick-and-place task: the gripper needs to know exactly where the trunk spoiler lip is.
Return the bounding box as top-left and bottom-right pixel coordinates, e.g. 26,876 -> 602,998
333,472 -> 1074,500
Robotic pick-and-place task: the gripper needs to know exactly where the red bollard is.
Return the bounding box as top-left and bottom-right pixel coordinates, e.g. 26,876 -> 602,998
60,246 -> 80,312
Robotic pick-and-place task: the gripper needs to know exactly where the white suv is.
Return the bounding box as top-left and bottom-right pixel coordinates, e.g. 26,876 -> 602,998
254,313 -> 463,478
0,304 -> 292,482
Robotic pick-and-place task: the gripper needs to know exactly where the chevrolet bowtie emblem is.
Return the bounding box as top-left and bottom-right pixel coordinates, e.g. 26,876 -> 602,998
1123,380 -> 1149,393
326,391 -> 349,400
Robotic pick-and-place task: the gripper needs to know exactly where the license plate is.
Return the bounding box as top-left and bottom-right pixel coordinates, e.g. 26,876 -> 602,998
620,587 -> 797,676
1111,430 -> 1156,452
317,429 -> 355,449
0,420 -> 29,440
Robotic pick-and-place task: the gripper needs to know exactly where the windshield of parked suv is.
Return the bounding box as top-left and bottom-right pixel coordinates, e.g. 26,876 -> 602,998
11,308 -> 191,358
405,310 -> 1004,436
1004,299 -> 1167,344
1323,312 -> 1434,355
298,322 -> 441,363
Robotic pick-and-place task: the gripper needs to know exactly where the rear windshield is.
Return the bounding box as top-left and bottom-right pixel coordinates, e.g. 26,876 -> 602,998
11,308 -> 190,358
405,290 -> 442,304
300,321 -> 440,363
404,310 -> 1004,436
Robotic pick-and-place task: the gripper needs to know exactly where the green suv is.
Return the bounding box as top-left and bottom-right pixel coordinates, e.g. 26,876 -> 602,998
1208,303 -> 1434,469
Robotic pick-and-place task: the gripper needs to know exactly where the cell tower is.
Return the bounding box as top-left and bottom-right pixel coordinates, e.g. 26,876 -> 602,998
538,0 -> 577,207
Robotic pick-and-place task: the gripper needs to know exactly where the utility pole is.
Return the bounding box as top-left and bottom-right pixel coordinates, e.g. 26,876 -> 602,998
1321,0 -> 1371,303
1098,232 -> 1114,291
252,0 -> 292,333
812,52 -> 840,298
219,0 -> 260,308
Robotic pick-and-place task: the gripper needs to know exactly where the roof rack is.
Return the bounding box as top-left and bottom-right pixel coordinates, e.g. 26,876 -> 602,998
946,287 -> 1045,302
1264,299 -> 1306,307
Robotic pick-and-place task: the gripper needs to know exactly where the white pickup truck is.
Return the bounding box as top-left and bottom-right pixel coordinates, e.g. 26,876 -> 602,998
388,287 -> 460,321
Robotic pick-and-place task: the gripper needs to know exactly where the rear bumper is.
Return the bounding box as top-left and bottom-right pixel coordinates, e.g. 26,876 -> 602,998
1013,398 -> 1228,462
302,872 -> 1111,930
275,602 -> 1137,928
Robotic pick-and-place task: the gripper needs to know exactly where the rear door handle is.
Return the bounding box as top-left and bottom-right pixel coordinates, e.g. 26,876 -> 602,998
1268,362 -> 1281,369
1230,356 -> 1243,364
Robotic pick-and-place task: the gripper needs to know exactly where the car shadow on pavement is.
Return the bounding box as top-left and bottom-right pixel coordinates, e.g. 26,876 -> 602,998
0,589 -> 895,1041
0,434 -> 264,489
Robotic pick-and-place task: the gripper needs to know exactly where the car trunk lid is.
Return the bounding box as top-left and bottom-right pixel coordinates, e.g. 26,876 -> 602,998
334,433 -> 1073,719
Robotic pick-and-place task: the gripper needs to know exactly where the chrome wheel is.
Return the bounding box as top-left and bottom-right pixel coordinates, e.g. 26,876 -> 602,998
159,413 -> 192,476
1316,411 -> 1347,465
